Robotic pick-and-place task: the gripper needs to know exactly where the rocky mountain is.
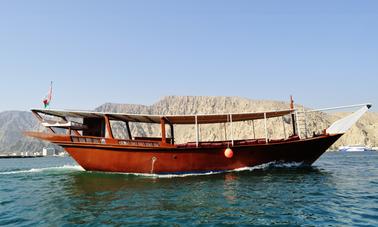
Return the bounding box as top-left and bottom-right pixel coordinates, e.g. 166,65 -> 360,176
0,96 -> 376,154
0,111 -> 60,154
333,112 -> 377,148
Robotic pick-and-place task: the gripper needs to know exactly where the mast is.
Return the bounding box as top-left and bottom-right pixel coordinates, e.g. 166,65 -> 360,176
170,123 -> 175,144
164,117 -> 175,145
160,117 -> 167,144
195,115 -> 199,147
125,121 -> 132,139
104,115 -> 114,139
290,95 -> 297,136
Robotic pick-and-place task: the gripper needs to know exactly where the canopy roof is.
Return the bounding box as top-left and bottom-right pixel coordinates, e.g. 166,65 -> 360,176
32,108 -> 294,125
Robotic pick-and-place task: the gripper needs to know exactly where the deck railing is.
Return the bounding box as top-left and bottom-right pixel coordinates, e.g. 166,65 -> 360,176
70,136 -> 161,147
71,136 -> 102,144
118,139 -> 160,147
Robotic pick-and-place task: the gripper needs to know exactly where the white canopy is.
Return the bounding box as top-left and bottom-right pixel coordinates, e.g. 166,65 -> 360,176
31,108 -> 295,125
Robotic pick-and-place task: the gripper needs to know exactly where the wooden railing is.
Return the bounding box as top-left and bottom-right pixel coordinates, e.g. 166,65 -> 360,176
118,139 -> 160,147
70,136 -> 161,147
71,136 -> 102,144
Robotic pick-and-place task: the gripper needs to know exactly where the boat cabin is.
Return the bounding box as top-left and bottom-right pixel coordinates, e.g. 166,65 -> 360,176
30,106 -> 305,149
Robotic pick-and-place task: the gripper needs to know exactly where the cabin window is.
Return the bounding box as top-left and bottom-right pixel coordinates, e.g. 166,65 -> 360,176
109,120 -> 131,140
129,122 -> 151,138
82,118 -> 105,137
129,122 -> 172,142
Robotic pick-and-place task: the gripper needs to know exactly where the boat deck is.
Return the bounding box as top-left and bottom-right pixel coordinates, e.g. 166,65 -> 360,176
67,134 -> 301,149
176,136 -> 301,148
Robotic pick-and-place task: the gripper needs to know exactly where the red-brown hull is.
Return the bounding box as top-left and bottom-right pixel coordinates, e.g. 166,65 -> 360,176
58,134 -> 342,174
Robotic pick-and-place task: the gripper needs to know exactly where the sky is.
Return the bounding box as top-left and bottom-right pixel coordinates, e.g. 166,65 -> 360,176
0,0 -> 377,112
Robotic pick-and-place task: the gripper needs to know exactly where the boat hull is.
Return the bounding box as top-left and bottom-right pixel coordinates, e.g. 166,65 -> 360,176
58,134 -> 342,174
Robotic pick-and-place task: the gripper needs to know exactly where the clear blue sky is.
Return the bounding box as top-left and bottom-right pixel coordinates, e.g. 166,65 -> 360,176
0,0 -> 377,112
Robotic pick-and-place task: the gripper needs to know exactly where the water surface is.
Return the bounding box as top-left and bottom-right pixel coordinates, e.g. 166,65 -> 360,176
0,152 -> 378,226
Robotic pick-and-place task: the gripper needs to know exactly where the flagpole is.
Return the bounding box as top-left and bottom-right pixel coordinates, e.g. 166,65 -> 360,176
43,81 -> 53,109
49,81 -> 53,109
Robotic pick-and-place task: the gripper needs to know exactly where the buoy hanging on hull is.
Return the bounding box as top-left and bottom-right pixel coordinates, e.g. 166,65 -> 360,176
224,148 -> 233,158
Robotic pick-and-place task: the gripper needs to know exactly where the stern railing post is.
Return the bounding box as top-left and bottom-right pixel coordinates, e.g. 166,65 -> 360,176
160,117 -> 166,144
295,111 -> 301,139
125,121 -> 132,140
282,116 -> 287,139
264,112 -> 268,143
252,120 -> 256,139
195,115 -> 199,148
230,114 -> 234,147
104,115 -> 114,139
303,108 -> 308,138
169,123 -> 175,144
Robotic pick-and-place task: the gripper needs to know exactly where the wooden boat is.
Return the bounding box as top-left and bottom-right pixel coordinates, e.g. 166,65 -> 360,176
25,100 -> 371,174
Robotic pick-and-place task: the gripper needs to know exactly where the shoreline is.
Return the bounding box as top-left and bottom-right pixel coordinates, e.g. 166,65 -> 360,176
0,155 -> 44,159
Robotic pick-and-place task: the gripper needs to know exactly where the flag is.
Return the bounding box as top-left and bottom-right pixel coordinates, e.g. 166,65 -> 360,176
43,81 -> 53,108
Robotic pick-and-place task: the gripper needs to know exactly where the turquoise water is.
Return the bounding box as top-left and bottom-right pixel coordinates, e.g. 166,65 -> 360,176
1,152 -> 378,226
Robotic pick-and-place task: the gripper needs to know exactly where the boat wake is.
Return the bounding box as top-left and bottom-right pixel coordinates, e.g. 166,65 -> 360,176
97,161 -> 307,178
0,165 -> 84,175
234,161 -> 305,171
0,162 -> 305,177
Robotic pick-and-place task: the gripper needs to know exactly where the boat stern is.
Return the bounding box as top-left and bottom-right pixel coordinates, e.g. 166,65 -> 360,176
24,131 -> 71,144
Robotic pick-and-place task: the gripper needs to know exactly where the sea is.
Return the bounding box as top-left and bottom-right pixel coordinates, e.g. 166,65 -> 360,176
1,152 -> 378,226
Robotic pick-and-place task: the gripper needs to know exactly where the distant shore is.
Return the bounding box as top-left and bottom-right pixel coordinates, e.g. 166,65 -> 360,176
0,155 -> 44,159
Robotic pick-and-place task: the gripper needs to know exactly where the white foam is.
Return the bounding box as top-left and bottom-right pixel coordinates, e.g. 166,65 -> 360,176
0,165 -> 84,175
92,161 -> 304,178
232,162 -> 273,172
86,170 -> 224,178
270,161 -> 305,168
0,161 -> 305,177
